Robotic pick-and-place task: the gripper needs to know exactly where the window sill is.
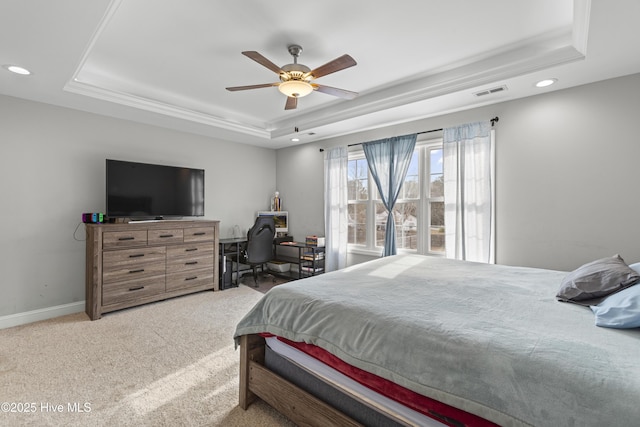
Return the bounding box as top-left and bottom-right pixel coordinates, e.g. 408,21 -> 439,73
348,247 -> 382,257
348,246 -> 445,258
348,247 -> 423,256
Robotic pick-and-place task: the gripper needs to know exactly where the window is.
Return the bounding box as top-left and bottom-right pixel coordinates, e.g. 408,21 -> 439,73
347,138 -> 444,255
372,150 -> 419,250
427,147 -> 445,253
347,158 -> 368,245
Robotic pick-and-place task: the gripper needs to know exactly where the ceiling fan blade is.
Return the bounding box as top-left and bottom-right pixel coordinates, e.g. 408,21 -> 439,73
284,96 -> 298,110
308,54 -> 357,79
312,84 -> 358,99
226,83 -> 279,91
242,51 -> 285,75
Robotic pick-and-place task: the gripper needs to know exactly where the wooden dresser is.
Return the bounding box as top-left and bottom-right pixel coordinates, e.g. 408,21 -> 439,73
85,220 -> 219,320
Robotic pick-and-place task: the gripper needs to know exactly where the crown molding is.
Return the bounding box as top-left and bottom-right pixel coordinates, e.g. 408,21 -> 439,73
64,79 -> 271,138
271,3 -> 591,139
573,0 -> 591,54
62,0 -> 590,143
271,42 -> 584,139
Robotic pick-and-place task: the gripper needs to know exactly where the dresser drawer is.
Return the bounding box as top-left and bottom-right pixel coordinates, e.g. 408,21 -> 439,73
103,247 -> 166,268
166,242 -> 214,261
166,268 -> 214,291
166,254 -> 214,273
148,228 -> 184,245
103,260 -> 166,284
184,227 -> 215,243
103,230 -> 147,248
102,276 -> 166,306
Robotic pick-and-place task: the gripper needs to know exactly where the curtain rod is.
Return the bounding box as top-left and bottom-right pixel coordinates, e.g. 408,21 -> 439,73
320,117 -> 499,152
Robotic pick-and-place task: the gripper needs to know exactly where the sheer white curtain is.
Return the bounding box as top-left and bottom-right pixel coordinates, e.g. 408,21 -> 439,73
443,122 -> 495,263
324,146 -> 349,271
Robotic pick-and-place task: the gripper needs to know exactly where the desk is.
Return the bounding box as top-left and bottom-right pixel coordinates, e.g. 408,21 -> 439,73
219,236 -> 322,286
219,237 -> 246,289
275,242 -> 325,278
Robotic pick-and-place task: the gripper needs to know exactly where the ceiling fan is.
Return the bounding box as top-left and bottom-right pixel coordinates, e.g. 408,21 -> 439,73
226,45 -> 358,110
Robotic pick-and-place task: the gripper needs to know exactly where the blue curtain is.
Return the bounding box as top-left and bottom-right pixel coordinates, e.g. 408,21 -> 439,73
363,134 -> 417,256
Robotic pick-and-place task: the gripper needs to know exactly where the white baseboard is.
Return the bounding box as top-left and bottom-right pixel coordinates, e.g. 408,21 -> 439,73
0,301 -> 85,330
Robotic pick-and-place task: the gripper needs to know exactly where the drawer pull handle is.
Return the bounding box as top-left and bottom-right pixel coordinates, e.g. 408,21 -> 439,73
118,236 -> 135,241
185,248 -> 198,252
129,286 -> 145,291
186,261 -> 198,265
159,234 -> 174,238
129,269 -> 145,274
129,254 -> 145,258
193,232 -> 206,236
185,276 -> 198,281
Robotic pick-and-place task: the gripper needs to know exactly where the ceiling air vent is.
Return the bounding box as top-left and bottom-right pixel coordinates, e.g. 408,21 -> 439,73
473,85 -> 508,97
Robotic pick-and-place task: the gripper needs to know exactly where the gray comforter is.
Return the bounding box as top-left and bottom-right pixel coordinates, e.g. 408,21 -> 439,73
234,254 -> 640,427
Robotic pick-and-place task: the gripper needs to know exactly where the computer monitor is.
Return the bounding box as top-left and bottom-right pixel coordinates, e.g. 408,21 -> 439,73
257,211 -> 288,234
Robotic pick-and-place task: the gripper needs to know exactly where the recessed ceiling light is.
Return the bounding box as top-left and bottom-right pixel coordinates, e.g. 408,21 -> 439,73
4,65 -> 32,75
535,78 -> 557,88
290,137 -> 300,142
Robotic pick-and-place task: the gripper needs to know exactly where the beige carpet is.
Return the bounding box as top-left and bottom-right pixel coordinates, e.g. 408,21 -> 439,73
0,283 -> 295,426
237,271 -> 289,294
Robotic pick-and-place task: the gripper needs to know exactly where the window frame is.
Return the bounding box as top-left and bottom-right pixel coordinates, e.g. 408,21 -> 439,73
346,151 -> 375,253
347,136 -> 444,256
422,140 -> 445,256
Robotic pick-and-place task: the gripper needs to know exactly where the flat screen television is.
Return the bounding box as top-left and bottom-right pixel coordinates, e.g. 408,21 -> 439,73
106,159 -> 205,219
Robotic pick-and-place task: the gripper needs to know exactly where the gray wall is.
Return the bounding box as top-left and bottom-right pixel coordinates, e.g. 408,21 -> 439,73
0,95 -> 276,320
277,72 -> 640,271
2,72 -> 639,324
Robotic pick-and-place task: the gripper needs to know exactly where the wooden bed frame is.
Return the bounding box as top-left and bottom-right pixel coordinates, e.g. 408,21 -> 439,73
239,333 -> 365,427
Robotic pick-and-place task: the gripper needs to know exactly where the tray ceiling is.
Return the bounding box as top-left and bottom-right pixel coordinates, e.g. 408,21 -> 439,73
2,0 -> 640,148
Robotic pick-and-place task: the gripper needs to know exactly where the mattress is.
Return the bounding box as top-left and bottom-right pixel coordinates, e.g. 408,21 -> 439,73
266,335 -> 495,426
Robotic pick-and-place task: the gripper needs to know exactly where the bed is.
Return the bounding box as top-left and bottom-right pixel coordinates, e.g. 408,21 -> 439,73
234,254 -> 640,426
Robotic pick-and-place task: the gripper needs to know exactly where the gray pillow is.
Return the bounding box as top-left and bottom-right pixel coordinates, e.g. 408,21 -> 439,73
556,255 -> 640,306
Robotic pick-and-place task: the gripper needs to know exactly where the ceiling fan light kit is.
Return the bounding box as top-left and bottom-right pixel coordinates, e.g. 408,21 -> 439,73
278,80 -> 313,98
226,44 -> 358,110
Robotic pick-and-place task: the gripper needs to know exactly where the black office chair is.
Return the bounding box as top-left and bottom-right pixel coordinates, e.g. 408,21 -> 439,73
244,216 -> 276,287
